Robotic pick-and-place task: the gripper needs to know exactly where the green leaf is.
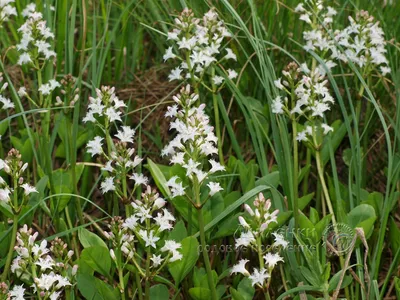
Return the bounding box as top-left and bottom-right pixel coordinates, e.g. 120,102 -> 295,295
389,217 -> 400,253
77,274 -> 118,300
189,287 -> 211,300
79,246 -> 111,276
255,171 -> 280,188
328,271 -> 353,292
237,278 -> 255,300
149,284 -> 170,300
347,204 -> 376,229
299,266 -> 323,287
298,193 -> 314,211
146,159 -> 171,197
78,228 -> 107,249
168,236 -> 199,285
168,220 -> 187,242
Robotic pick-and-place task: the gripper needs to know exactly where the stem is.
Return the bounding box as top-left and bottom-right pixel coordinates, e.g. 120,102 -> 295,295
118,267 -> 126,300
194,180 -> 217,300
1,214 -> 18,281
211,67 -> 224,165
1,177 -> 20,281
135,270 -> 143,300
315,150 -> 336,225
291,120 -> 299,231
145,247 -> 151,300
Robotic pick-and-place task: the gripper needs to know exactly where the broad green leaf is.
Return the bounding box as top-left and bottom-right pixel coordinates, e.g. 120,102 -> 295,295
78,228 -> 107,249
77,274 -> 118,300
328,270 -> 353,292
168,220 -> 187,242
80,246 -> 111,276
347,204 -> 376,228
149,284 -> 170,300
146,159 -> 170,197
189,287 -> 211,300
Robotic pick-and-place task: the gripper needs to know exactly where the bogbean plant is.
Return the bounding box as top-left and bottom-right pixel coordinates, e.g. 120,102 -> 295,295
0,1 -> 397,300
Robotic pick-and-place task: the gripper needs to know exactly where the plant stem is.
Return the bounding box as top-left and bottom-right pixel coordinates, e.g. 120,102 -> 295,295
194,180 -> 217,300
1,176 -> 20,282
211,67 -> 224,165
145,247 -> 151,300
118,267 -> 126,300
1,214 -> 18,281
315,150 -> 336,224
291,119 -> 299,231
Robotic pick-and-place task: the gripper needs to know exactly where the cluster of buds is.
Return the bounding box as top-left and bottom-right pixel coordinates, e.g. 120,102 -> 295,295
83,86 -> 126,125
231,193 -> 287,287
235,193 -> 281,249
17,4 -> 56,66
0,149 -> 37,214
55,74 -> 80,109
272,62 -> 334,145
0,74 -> 13,111
11,225 -> 76,299
106,187 -> 182,275
164,8 -> 237,90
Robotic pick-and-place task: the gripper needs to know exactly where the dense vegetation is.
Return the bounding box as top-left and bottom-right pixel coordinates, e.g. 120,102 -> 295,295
0,0 -> 399,299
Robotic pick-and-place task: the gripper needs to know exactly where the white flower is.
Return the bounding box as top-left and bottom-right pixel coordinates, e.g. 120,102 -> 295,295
263,253 -> 284,268
115,126 -> 135,143
182,159 -> 200,176
139,230 -> 160,248
130,173 -> 148,186
100,177 -> 115,194
122,215 -> 139,230
35,256 -> 55,271
32,240 -> 49,257
161,240 -> 182,253
9,285 -> 25,300
274,78 -> 284,90
225,48 -> 237,61
168,67 -> 183,81
380,66 -> 391,76
21,183 -> 38,195
235,231 -> 255,248
163,46 -> 176,61
227,69 -> 238,80
321,123 -> 333,135
272,232 -> 289,249
296,130 -> 308,142
0,187 -> 11,202
50,291 -> 61,300
151,254 -> 164,267
212,76 -> 224,85
209,159 -> 225,173
0,96 -> 14,109
18,87 -> 27,97
249,268 -> 270,286
271,96 -> 284,114
86,136 -> 103,156
105,107 -> 122,122
231,259 -> 250,276
207,182 -> 223,196
17,53 -> 32,65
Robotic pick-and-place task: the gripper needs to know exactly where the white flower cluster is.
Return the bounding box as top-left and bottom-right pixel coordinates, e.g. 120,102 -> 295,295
83,86 -> 126,125
0,0 -> 16,26
84,86 -> 145,197
296,1 -> 390,77
106,186 -> 182,269
10,225 -> 77,300
17,3 -> 56,66
164,8 -> 237,86
273,62 -> 334,143
334,10 -> 391,76
162,85 -> 225,198
295,1 -> 338,75
231,193 -> 287,287
0,74 -> 13,111
0,149 -> 37,210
